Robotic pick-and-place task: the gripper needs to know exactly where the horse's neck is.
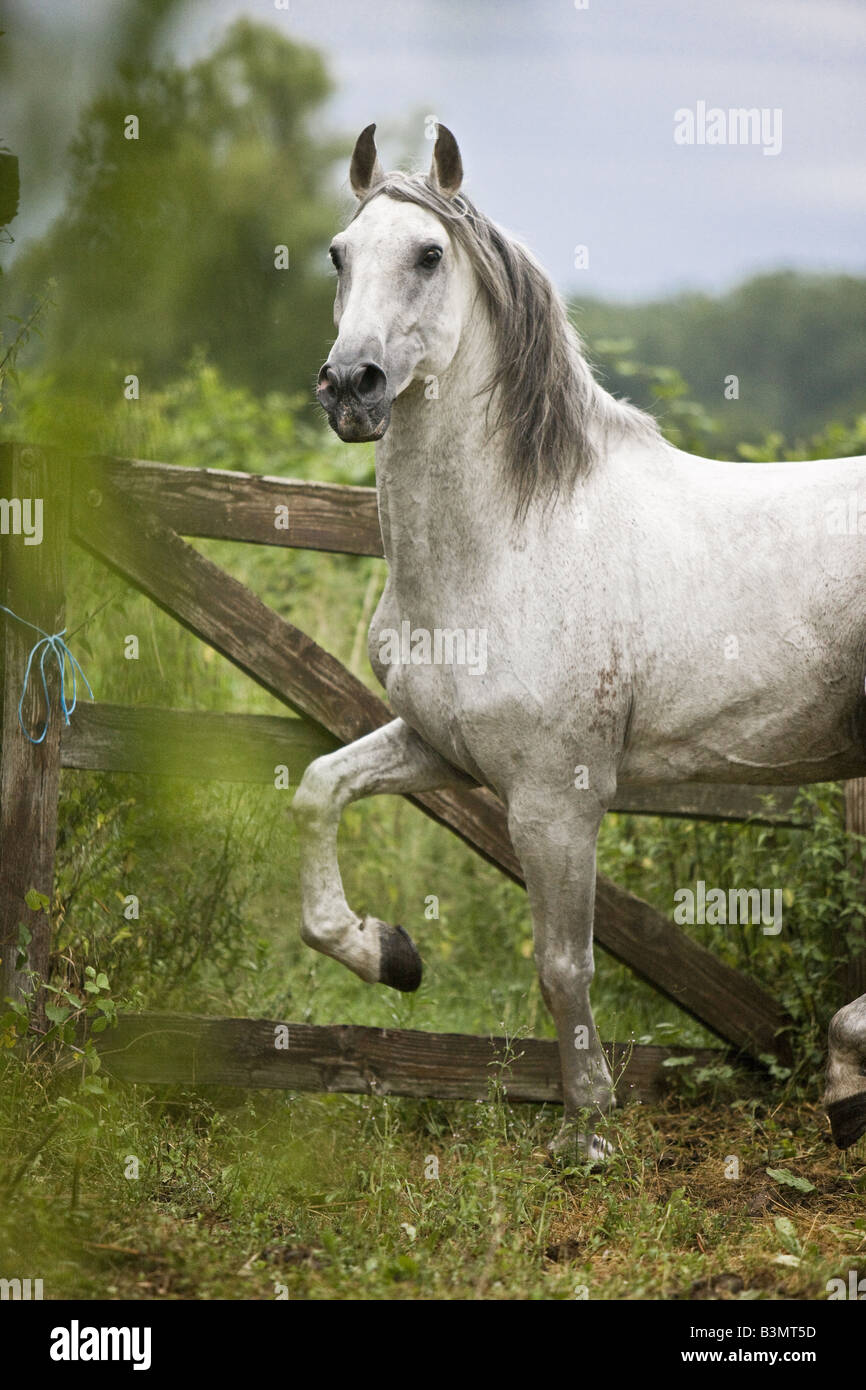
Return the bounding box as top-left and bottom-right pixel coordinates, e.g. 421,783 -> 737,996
374,313 -> 514,582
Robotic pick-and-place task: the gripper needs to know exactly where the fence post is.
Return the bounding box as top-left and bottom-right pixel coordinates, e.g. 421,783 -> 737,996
0,444 -> 67,1021
844,779 -> 866,999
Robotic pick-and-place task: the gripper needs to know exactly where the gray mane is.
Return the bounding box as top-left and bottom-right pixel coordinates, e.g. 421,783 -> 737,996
353,171 -> 660,515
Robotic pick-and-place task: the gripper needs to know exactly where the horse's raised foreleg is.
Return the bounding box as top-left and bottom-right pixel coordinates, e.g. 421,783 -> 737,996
292,718 -> 471,990
507,789 -> 613,1160
825,993 -> 866,1148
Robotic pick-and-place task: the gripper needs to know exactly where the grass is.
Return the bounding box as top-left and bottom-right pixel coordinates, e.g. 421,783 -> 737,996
2,1051 -> 864,1301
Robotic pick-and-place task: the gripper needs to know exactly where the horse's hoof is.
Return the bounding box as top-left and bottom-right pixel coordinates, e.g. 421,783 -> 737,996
547,1124 -> 614,1167
583,1132 -> 614,1164
827,1091 -> 866,1149
376,921 -> 423,992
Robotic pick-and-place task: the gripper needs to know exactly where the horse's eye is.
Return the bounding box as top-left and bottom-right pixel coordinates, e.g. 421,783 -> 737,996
419,246 -> 443,270
329,247 -> 342,271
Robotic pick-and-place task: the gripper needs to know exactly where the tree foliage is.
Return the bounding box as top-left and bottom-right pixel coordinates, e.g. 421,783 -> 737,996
6,19 -> 345,412
577,272 -> 866,454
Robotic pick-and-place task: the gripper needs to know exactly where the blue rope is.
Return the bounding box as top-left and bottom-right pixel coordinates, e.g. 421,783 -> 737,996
0,604 -> 94,745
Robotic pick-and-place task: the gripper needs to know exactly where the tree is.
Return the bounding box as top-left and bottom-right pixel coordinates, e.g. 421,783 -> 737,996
7,19 -> 346,423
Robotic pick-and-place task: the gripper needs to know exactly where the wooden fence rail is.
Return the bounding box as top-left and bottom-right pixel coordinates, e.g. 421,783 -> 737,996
82,454 -> 385,557
94,1012 -> 725,1105
55,699 -> 805,823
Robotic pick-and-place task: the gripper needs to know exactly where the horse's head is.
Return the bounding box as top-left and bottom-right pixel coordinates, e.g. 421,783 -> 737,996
316,123 -> 472,443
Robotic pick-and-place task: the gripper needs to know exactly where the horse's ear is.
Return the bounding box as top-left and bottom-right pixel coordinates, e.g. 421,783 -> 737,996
349,123 -> 385,198
428,124 -> 463,198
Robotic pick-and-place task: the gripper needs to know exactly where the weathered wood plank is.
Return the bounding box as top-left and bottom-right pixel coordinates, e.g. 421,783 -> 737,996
0,444 -> 67,1011
71,485 -> 791,1060
81,455 -> 385,558
72,479 -> 386,745
612,781 -> 807,827
94,1012 -> 725,1105
59,702 -> 338,782
48,700 -> 804,826
593,878 -> 791,1062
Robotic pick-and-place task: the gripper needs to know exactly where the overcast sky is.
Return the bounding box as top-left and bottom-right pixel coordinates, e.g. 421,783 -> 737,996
5,0 -> 866,299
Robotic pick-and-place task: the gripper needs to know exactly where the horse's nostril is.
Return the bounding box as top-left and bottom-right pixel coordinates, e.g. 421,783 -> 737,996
318,359 -> 386,410
317,363 -> 340,404
351,361 -> 386,403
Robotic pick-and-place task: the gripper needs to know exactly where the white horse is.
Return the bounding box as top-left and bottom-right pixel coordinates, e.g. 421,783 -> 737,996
294,123 -> 866,1157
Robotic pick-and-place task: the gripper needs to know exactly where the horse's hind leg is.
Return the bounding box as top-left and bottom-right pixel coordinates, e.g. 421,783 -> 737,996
506,788 -> 614,1161
292,718 -> 471,991
825,993 -> 866,1148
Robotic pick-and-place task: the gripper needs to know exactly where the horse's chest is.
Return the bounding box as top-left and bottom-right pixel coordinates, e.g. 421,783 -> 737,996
368,587 -> 493,769
367,565 -> 624,787
375,623 -> 496,780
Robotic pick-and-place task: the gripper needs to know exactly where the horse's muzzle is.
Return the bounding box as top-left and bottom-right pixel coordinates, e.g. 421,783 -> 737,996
316,359 -> 391,443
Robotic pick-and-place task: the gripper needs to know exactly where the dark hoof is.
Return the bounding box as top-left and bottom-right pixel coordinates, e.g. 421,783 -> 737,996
827,1091 -> 866,1149
378,923 -> 422,993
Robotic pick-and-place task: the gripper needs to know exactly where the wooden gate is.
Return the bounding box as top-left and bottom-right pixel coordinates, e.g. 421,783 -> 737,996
1,441 -> 825,1104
